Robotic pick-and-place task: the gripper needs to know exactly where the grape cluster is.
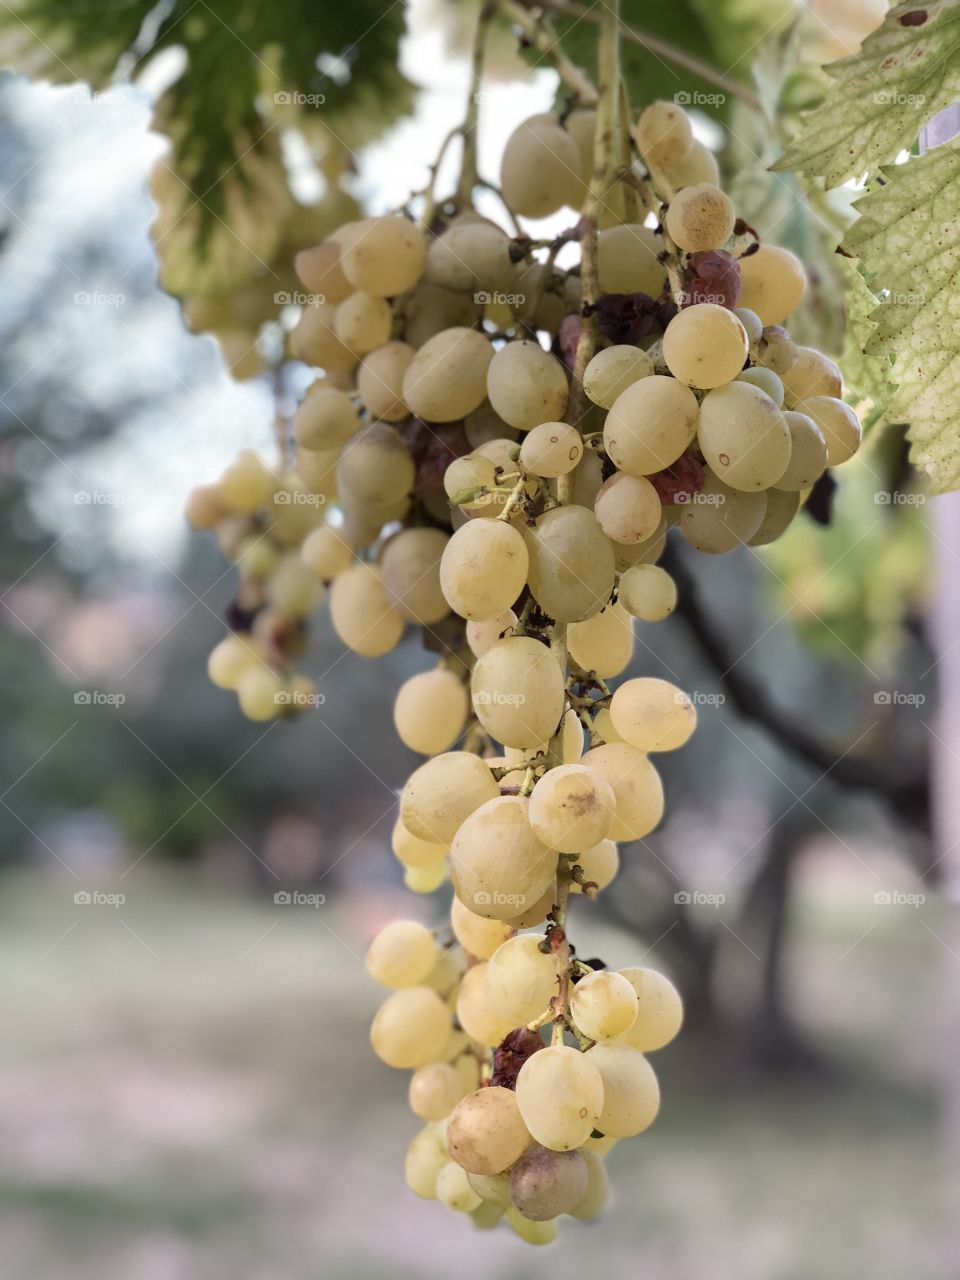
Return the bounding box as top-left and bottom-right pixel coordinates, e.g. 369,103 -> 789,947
186,94 -> 862,1241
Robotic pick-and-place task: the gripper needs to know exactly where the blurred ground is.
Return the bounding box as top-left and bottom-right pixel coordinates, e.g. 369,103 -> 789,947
0,867 -> 945,1280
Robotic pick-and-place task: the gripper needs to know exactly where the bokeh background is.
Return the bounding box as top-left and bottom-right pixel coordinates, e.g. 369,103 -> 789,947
0,1 -> 953,1276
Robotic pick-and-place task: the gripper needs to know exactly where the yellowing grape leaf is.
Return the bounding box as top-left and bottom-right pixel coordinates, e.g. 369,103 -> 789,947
844,138 -> 960,491
772,1 -> 960,188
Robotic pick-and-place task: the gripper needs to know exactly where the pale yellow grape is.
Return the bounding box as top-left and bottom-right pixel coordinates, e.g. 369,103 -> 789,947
604,375 -> 700,475
588,1044 -> 660,1137
401,751 -> 498,844
185,483 -> 224,530
515,1044 -> 604,1151
734,306 -> 763,346
466,609 -> 517,659
294,446 -> 339,501
749,487 -> 800,546
615,967 -> 683,1051
795,396 -> 861,465
454,1052 -> 481,1095
467,1170 -> 511,1208
340,215 -> 426,297
436,1161 -> 483,1212
592,707 -> 623,745
404,857 -> 449,894
781,346 -> 842,405
292,387 -> 360,450
391,818 -> 446,870
615,518 -> 667,572
572,448 -> 604,510
698,382 -> 791,491
527,505 -> 616,623
571,838 -> 619,894
219,450 -> 276,514
380,527 -> 449,625
366,920 -> 438,988
301,524 -> 353,579
635,100 -> 693,167
403,327 -> 493,422
334,291 -> 392,354
528,764 -> 615,853
679,471 -> 766,554
485,933 -> 558,1025
404,1123 -> 449,1199
471,636 -> 565,749
583,345 -> 654,409
569,1150 -> 609,1219
265,554 -> 324,618
425,221 -> 517,294
736,365 -> 784,406
517,262 -> 568,331
597,224 -> 668,297
618,563 -> 677,622
336,423 -> 414,506
370,986 -> 451,1068
571,970 -> 638,1041
289,300 -> 356,372
444,453 -> 498,508
508,1146 -> 589,1220
464,401 -> 517,447
356,340 -> 414,423
329,564 -> 405,657
737,244 -> 807,325
487,341 -> 568,432
447,1086 -> 531,1175
294,239 -> 352,304
207,634 -> 260,690
610,677 -> 696,752
394,669 -> 468,755
425,948 -> 465,998
665,183 -> 735,252
500,114 -> 581,219
754,324 -> 798,376
450,896 -> 514,959
440,520 -> 528,621
568,602 -> 634,677
594,472 -> 663,545
504,882 -> 557,929
236,537 -> 280,579
777,411 -> 828,491
401,281 -> 481,348
458,963 -> 518,1046
660,138 -> 719,189
236,667 -> 284,721
506,1207 -> 558,1245
450,795 -> 558,921
500,703 -> 583,766
580,742 -> 664,840
520,422 -> 583,478
663,304 -> 748,390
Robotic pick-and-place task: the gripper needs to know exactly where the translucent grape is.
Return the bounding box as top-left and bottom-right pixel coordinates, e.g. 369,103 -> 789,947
436,1161 -> 483,1212
289,300 -> 356,372
583,344 -> 654,409
610,677 -> 696,752
569,1149 -> 609,1219
571,838 -> 619,895
634,101 -> 694,168
236,667 -> 284,721
795,396 -> 861,465
404,857 -> 450,894
471,636 -> 565,750
425,221 -> 517,294
570,970 -> 638,1041
292,387 -> 360,450
780,346 -> 842,405
391,817 -> 447,869
450,896 -> 514,959
588,1044 -> 660,1137
356,340 -> 414,423
294,239 -> 353,304
329,564 -> 405,657
580,742 -> 664,840
447,1086 -> 532,1175
698,382 -> 791,491
334,290 -> 392,354
526,505 -> 616,623
219,450 -> 276,514
439,520 -> 529,621
660,138 -> 719,188
662,303 -> 749,389
337,423 -> 415,505
737,244 -> 807,324
618,563 -> 677,622
749,487 -> 800,546
603,375 -> 700,476
485,933 -> 558,1025
265,554 -> 324,618
515,1044 -> 604,1151
301,524 -> 353,579
568,602 -> 634,677
207,634 -> 261,690
506,1207 -> 558,1245
528,763 -> 616,853
404,1123 -> 449,1199
776,411 -> 828,491
679,471 -> 766,554
597,224 -> 668,297
403,326 -> 493,422
754,324 -> 797,376
736,365 -> 784,406
615,967 -> 684,1051
400,750 -> 498,844
340,215 -> 426,297
466,609 -> 517,659
370,986 -> 451,1068
509,1146 -> 589,1220
456,962 -> 517,1047
444,453 -> 498,509
664,183 -> 735,252
594,472 -> 663,545
486,341 -> 569,432
394,669 -> 468,755
520,422 -> 583,478
381,527 -> 450,625
450,795 -> 558,921
366,920 -> 439,988
733,306 -> 763,346
500,114 -> 581,219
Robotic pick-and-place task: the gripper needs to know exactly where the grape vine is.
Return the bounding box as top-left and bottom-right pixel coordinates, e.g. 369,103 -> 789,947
183,0 -> 863,1243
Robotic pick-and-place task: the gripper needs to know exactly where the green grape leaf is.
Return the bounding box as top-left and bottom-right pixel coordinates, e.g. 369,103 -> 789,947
836,257 -> 897,427
844,139 -> 960,491
771,1 -> 960,188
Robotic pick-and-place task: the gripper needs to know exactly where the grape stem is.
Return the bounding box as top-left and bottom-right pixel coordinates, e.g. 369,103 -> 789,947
498,0 -> 599,107
453,0 -> 496,213
620,168 -> 686,305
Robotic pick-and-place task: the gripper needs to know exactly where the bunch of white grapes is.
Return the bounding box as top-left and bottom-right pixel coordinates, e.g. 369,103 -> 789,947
185,94 -> 862,1241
